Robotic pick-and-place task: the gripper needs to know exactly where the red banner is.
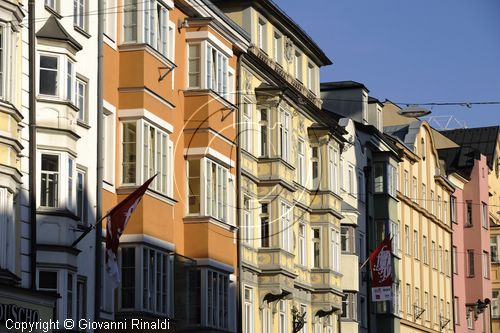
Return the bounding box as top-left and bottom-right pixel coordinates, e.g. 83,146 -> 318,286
369,234 -> 393,301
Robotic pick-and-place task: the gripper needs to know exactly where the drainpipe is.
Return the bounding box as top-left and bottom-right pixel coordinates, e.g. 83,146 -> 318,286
363,164 -> 371,333
235,52 -> 243,333
94,0 -> 104,324
28,0 -> 36,291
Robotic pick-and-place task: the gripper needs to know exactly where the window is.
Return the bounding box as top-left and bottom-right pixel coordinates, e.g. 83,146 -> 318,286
443,201 -> 448,225
433,296 -> 438,323
358,172 -> 364,202
261,203 -> 270,248
482,202 -> 488,228
403,170 -> 409,196
38,271 -> 58,317
492,290 -> 499,319
206,44 -> 229,97
300,304 -> 308,333
405,225 -> 410,255
483,251 -> 489,278
242,100 -> 252,153
467,310 -> 473,328
0,190 -> 14,271
103,0 -> 116,40
329,146 -> 339,193
431,241 -> 436,269
259,109 -> 268,157
466,201 -> 472,226
424,292 -> 429,321
45,0 -> 57,11
120,247 -> 174,316
273,31 -> 282,64
347,165 -> 355,196
342,293 -> 357,320
262,302 -> 271,333
205,269 -> 229,329
454,297 -> 460,325
73,0 -> 85,30
412,177 -> 417,202
75,78 -> 86,123
298,222 -> 306,266
438,245 -> 442,272
76,169 -> 86,224
445,249 -> 450,275
313,228 -> 321,268
206,160 -> 229,222
67,273 -> 74,319
341,226 -> 355,253
41,154 -> 59,208
331,229 -> 340,272
451,196 -> 457,223
187,160 -> 200,214
279,108 -> 291,162
257,19 -> 267,51
423,235 -> 428,264
39,55 -> 58,96
467,249 -> 474,277
294,51 -> 302,81
390,221 -> 399,253
120,120 -> 173,196
406,284 -> 411,315
311,146 -> 319,189
122,0 -> 170,56
374,163 -> 384,193
307,62 -> 315,92
452,246 -> 458,274
0,26 -> 4,99
279,300 -> 287,333
297,139 -> 306,186
430,191 -> 435,215
491,236 -> 499,263
393,282 -> 400,315
388,165 -> 397,197
188,44 -> 201,88
437,195 -> 442,219
76,277 -> 86,321
414,287 -> 420,309
413,230 -> 419,259
421,184 -> 426,209
243,196 -> 252,245
244,286 -> 253,333
281,203 -> 292,252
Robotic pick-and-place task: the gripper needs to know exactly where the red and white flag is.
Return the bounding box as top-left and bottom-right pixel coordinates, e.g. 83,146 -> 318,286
105,175 -> 156,289
369,234 -> 393,301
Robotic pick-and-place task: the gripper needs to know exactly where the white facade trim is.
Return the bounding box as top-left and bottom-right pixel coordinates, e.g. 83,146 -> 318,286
184,147 -> 235,168
186,31 -> 234,57
120,234 -> 175,251
118,108 -> 174,133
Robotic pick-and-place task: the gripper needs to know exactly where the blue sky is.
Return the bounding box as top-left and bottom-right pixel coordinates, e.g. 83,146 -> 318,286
274,0 -> 500,128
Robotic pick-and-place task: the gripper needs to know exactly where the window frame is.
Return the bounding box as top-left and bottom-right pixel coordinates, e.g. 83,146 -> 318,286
73,0 -> 87,31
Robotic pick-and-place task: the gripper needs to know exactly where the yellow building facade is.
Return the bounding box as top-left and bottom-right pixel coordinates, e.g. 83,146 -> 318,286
212,1 -> 346,332
384,104 -> 454,333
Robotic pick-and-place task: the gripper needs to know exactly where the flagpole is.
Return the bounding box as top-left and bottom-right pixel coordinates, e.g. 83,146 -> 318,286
359,256 -> 370,270
71,213 -> 109,248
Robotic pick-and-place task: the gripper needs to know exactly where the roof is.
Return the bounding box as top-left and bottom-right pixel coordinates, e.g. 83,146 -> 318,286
212,0 -> 332,66
384,121 -> 422,151
440,126 -> 500,170
320,81 -> 368,92
437,146 -> 481,180
36,15 -> 82,51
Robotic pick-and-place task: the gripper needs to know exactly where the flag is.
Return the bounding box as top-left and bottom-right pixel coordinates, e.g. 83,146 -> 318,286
369,234 -> 393,301
105,175 -> 157,289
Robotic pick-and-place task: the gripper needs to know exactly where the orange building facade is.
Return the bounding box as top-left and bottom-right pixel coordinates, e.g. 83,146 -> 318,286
101,0 -> 249,331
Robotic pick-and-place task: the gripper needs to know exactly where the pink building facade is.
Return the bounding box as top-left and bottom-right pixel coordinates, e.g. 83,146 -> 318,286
439,148 -> 492,332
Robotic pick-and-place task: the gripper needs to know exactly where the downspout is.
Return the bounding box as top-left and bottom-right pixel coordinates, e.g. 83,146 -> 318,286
94,0 -> 104,323
235,52 -> 243,333
363,164 -> 371,333
28,0 -> 36,291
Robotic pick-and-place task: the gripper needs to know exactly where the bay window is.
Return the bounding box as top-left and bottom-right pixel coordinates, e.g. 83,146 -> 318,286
120,120 -> 173,197
244,286 -> 253,333
39,55 -> 58,96
312,228 -> 321,268
328,146 -> 339,193
373,162 -> 397,196
330,228 -> 340,272
311,146 -> 319,189
76,169 -> 86,224
188,44 -> 201,88
122,0 -> 172,58
298,221 -> 306,266
41,154 -> 59,208
242,100 -> 252,153
201,269 -> 230,329
119,246 -> 174,316
260,203 -> 270,248
297,139 -> 305,186
186,158 -> 230,223
243,196 -> 252,245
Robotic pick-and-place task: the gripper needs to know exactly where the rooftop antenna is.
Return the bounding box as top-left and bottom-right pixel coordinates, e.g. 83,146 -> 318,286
424,115 -> 468,130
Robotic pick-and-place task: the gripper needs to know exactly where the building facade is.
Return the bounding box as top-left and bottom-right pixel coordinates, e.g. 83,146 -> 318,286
384,103 -> 455,333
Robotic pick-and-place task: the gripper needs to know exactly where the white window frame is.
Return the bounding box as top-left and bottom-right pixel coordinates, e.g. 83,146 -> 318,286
73,0 -> 86,31
273,30 -> 282,64
259,108 -> 269,157
312,227 -> 321,268
103,104 -> 116,186
330,228 -> 340,272
244,286 -> 254,333
279,107 -> 290,162
297,139 -> 306,186
278,300 -> 287,333
39,152 -> 76,212
243,195 -> 253,246
294,50 -> 302,81
75,77 -> 87,123
483,251 -> 489,278
242,99 -> 252,153
280,202 -> 292,253
298,221 -> 306,266
0,188 -> 15,272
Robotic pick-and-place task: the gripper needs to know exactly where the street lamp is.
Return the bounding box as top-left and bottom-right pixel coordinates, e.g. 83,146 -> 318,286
292,306 -> 306,333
